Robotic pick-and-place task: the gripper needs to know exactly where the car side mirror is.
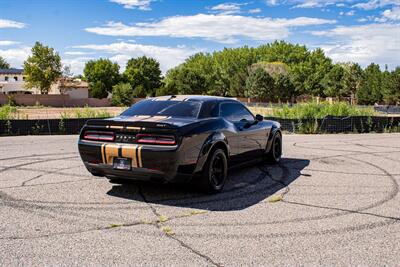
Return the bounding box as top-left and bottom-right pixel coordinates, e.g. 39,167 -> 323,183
255,114 -> 264,122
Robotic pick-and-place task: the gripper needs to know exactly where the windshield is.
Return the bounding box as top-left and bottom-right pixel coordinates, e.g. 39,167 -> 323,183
120,100 -> 201,118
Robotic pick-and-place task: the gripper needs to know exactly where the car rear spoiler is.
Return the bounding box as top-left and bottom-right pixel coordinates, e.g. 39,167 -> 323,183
85,119 -> 179,131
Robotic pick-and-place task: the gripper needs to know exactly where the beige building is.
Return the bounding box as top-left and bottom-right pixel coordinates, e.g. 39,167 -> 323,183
0,69 -> 89,99
51,78 -> 89,99
0,68 -> 39,94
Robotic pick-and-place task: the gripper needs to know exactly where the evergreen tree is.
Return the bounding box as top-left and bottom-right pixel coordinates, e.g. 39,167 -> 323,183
357,63 -> 383,105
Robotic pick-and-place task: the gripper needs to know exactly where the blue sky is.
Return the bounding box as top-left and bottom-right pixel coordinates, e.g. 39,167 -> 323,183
0,0 -> 399,74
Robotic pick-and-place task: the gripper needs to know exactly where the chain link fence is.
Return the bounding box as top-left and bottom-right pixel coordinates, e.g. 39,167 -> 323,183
0,116 -> 399,136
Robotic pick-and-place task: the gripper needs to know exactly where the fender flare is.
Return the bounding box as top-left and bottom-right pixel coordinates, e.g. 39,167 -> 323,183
266,125 -> 281,154
194,132 -> 229,173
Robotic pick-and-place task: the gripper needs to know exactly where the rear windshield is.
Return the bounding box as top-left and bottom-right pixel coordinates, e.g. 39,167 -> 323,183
120,100 -> 201,118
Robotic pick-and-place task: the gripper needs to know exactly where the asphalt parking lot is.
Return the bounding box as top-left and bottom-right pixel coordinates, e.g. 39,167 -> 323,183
1,134 -> 399,266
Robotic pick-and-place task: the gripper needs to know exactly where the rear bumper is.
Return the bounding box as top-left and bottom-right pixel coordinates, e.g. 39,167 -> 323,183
84,162 -> 170,182
78,139 -> 196,183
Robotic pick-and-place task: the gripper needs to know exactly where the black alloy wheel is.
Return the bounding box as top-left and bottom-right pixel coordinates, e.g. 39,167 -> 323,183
200,148 -> 228,193
266,132 -> 282,164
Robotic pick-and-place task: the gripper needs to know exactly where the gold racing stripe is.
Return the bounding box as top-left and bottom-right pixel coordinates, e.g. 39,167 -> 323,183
105,144 -> 119,164
137,146 -> 143,168
101,144 -> 106,164
103,144 -> 143,168
121,145 -> 138,168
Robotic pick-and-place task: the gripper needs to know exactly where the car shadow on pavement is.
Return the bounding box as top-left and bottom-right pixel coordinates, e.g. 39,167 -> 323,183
107,157 -> 310,211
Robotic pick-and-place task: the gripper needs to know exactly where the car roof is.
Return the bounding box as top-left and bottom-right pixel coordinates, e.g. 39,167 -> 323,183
148,95 -> 239,103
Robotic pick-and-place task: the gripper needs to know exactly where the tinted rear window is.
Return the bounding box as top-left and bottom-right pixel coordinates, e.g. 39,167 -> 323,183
120,100 -> 201,118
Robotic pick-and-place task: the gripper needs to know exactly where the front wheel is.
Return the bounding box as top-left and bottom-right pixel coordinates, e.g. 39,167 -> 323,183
199,149 -> 228,194
265,132 -> 282,164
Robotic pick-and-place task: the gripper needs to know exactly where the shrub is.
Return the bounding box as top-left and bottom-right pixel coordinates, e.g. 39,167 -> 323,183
0,105 -> 18,120
270,102 -> 376,119
73,106 -> 112,118
111,83 -> 133,106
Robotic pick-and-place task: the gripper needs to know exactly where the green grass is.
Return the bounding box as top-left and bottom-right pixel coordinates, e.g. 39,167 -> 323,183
60,106 -> 112,119
269,102 -> 377,119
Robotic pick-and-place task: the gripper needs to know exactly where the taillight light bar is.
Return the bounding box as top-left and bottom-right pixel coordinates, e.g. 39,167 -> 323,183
135,134 -> 176,145
83,131 -> 115,141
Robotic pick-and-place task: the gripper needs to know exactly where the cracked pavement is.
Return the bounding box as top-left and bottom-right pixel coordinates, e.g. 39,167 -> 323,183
0,134 -> 399,266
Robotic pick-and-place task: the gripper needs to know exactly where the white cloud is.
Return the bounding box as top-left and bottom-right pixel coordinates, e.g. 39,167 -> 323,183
382,6 -> 400,20
353,0 -> 400,10
0,19 -> 26,29
109,0 -> 152,10
266,0 -> 400,9
62,57 -> 94,75
64,51 -> 95,56
210,3 -> 243,15
249,8 -> 262,13
265,0 -> 279,5
293,0 -> 349,8
340,10 -> 355,15
0,46 -> 31,68
85,14 -> 336,44
70,42 -> 196,73
311,23 -> 400,69
0,40 -> 20,46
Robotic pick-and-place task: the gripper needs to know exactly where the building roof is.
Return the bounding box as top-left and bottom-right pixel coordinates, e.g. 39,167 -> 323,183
58,78 -> 89,89
0,68 -> 24,75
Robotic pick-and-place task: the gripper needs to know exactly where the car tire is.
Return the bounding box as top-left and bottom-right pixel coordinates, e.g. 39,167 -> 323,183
199,148 -> 228,194
265,132 -> 282,164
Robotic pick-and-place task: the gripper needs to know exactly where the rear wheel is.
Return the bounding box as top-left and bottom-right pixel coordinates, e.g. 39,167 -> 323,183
199,149 -> 228,194
265,132 -> 282,164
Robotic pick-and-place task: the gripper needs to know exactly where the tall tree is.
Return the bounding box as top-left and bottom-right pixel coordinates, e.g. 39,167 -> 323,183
23,42 -> 62,94
84,58 -> 120,98
256,41 -> 309,65
162,66 -> 207,95
275,74 -> 296,102
341,63 -> 363,98
382,67 -> 400,104
124,56 -> 162,97
357,63 -> 383,105
245,68 -> 275,101
303,48 -> 333,97
0,56 -> 10,69
321,64 -> 345,98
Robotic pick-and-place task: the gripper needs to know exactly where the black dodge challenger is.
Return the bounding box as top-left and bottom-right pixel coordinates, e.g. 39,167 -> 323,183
78,95 -> 282,193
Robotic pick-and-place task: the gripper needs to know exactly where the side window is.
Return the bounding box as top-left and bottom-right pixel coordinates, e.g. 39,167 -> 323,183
198,101 -> 219,118
220,102 -> 254,122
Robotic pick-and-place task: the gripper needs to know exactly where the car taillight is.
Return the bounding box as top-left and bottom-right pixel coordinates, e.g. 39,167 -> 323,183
135,134 -> 176,145
83,131 -> 115,141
